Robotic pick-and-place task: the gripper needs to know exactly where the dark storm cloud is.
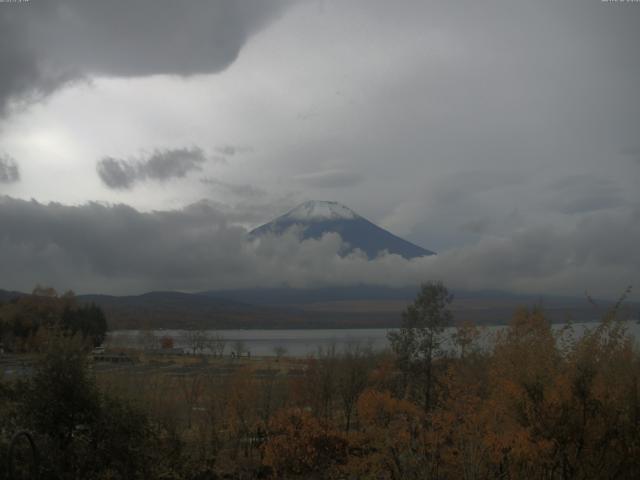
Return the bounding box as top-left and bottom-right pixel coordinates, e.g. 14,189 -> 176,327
293,169 -> 363,188
0,196 -> 636,297
0,0 -> 290,115
97,147 -> 207,189
0,155 -> 20,183
0,8 -> 75,116
0,196 -> 248,292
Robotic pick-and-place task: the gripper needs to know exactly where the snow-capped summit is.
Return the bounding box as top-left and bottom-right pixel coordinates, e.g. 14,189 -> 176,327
249,200 -> 435,259
283,200 -> 358,221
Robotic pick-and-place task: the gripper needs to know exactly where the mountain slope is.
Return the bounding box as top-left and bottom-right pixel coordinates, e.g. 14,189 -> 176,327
77,291 -> 304,330
249,200 -> 435,259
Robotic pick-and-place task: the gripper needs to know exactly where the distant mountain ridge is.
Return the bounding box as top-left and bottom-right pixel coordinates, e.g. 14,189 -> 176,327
249,200 -> 435,259
199,285 -> 421,305
1,287 -> 632,329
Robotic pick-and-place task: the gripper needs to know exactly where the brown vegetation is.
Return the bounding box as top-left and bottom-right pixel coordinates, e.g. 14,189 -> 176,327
1,284 -> 639,479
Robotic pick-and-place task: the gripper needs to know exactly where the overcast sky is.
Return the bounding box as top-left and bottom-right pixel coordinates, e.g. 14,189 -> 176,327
0,0 -> 638,298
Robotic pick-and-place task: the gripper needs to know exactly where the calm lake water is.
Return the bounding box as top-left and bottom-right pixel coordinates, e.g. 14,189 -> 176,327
107,321 -> 640,357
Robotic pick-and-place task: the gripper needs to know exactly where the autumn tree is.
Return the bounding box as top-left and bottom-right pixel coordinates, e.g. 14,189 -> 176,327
337,342 -> 371,432
388,281 -> 453,411
32,285 -> 58,298
262,408 -> 347,477
481,307 -> 560,476
452,320 -> 481,360
255,367 -> 288,429
160,335 -> 174,349
176,372 -> 205,429
302,346 -> 340,424
195,373 -> 230,470
227,367 -> 259,459
346,389 -> 427,479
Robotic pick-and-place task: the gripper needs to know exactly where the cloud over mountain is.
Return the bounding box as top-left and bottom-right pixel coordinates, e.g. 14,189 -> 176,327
0,196 -> 636,298
250,200 -> 435,259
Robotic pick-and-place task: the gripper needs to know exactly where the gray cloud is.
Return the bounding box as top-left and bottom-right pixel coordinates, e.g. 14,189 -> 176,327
215,145 -> 253,156
545,175 -> 625,215
0,1 -> 638,300
97,147 -> 207,189
432,170 -> 526,205
185,194 -> 301,227
0,0 -> 289,115
0,196 -> 246,293
621,146 -> 640,164
459,217 -> 491,235
0,8 -> 73,117
96,158 -> 137,190
201,177 -> 267,199
0,154 -> 20,183
0,196 -> 636,298
142,148 -> 207,181
210,145 -> 253,166
293,169 -> 363,188
395,170 -> 530,250
426,208 -> 640,297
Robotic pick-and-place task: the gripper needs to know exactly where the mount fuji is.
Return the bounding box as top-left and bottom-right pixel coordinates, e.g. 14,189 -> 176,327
249,200 -> 435,259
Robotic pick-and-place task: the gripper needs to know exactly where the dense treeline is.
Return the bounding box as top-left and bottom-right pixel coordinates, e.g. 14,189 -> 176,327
0,334 -> 161,480
0,286 -> 107,351
0,283 -> 639,479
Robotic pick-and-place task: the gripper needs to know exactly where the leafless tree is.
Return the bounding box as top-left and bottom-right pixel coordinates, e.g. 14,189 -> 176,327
208,332 -> 227,357
232,339 -> 246,358
273,345 -> 287,361
137,327 -> 157,351
185,329 -> 208,355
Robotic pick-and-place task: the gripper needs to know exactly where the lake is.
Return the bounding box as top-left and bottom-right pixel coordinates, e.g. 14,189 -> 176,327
107,320 -> 640,357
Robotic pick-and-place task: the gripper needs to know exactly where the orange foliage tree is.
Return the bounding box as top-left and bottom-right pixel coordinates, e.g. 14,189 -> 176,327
344,389 -> 428,479
262,407 -> 347,477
